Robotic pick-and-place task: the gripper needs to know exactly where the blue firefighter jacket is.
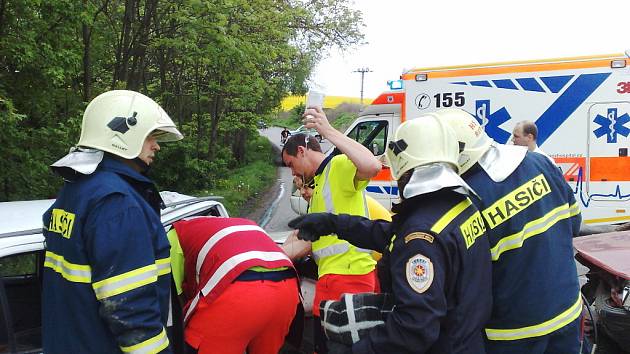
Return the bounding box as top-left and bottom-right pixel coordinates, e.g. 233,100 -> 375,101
463,152 -> 582,341
42,155 -> 172,354
332,190 -> 493,353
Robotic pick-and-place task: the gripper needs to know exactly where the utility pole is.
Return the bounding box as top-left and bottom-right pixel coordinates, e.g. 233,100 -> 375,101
353,67 -> 372,104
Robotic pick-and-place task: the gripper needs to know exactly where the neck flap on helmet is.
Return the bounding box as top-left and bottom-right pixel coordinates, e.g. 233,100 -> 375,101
402,162 -> 478,200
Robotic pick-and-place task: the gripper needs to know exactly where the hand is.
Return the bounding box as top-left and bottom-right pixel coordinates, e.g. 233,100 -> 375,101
303,107 -> 333,137
280,230 -> 312,260
288,213 -> 338,241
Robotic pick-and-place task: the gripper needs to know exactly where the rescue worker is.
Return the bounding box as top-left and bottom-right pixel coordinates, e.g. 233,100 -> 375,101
167,216 -> 300,354
289,116 -> 493,353
442,108 -> 582,353
281,106 -> 382,353
42,90 -> 183,353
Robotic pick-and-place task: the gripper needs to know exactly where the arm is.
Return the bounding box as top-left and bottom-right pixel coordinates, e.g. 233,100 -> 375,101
86,194 -> 171,353
354,230 -> 447,353
304,107 -> 381,181
289,213 -> 393,251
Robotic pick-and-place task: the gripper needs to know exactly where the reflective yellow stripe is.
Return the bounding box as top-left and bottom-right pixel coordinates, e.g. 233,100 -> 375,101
568,202 -> 580,217
485,295 -> 582,340
120,327 -> 169,354
43,251 -> 92,283
490,202 -> 576,261
430,198 -> 472,234
388,235 -> 397,252
155,257 -> 171,276
92,264 -> 158,300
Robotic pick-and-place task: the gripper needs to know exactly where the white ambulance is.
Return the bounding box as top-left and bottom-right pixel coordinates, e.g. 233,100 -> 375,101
345,51 -> 630,226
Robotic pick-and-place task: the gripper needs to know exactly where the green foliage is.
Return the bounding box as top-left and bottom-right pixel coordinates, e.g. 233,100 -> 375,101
192,135 -> 277,216
270,102 -> 305,129
330,112 -> 359,132
0,0 -> 365,202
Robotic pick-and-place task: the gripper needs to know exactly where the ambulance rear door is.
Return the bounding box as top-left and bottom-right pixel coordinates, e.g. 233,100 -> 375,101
584,101 -> 630,224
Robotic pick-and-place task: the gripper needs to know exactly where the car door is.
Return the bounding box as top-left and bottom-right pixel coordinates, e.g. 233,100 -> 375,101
0,251 -> 43,354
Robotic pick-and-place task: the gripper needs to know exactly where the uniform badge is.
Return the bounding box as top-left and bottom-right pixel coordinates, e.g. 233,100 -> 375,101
406,254 -> 434,293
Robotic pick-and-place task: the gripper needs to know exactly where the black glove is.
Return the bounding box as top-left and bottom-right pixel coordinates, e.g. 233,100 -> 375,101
327,340 -> 353,354
288,213 -> 338,241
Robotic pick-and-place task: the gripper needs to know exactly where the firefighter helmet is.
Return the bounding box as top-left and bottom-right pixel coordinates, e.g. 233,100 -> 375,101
433,108 -> 493,174
385,113 -> 460,180
77,90 -> 183,159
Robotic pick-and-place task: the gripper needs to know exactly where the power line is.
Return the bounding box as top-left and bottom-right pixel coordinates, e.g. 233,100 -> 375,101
353,67 -> 372,104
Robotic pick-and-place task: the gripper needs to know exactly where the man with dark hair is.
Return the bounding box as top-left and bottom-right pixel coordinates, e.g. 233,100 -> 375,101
512,120 -> 555,163
281,107 -> 382,353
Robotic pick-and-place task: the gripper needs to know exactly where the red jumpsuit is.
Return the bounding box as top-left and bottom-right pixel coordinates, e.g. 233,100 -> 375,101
171,217 -> 300,354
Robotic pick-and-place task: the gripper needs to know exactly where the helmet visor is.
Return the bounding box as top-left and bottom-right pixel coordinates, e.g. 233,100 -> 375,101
152,126 -> 183,142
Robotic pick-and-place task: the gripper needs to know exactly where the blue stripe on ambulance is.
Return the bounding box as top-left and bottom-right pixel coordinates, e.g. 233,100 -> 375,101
366,185 -> 399,196
451,73 -> 618,208
453,73 -> 611,144
536,73 -> 610,144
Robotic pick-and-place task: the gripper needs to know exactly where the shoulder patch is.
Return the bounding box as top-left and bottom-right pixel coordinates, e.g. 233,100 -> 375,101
404,232 -> 434,244
406,254 -> 434,293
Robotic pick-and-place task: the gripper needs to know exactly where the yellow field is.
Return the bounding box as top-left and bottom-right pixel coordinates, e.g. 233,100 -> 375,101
281,95 -> 373,111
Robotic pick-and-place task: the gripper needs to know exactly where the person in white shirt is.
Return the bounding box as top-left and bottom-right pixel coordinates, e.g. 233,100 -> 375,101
512,120 -> 555,164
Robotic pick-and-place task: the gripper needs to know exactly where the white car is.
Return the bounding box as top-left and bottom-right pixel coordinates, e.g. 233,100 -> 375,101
288,125 -> 324,143
0,192 -> 228,354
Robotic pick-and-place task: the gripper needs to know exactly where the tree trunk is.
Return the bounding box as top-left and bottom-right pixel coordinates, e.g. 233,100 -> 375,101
127,0 -> 158,90
0,0 -> 7,37
81,22 -> 92,101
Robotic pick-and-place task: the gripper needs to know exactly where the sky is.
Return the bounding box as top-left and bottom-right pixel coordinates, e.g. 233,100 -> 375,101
312,0 -> 630,99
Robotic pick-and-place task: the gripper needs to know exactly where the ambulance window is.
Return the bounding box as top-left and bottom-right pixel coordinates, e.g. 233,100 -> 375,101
347,121 -> 388,156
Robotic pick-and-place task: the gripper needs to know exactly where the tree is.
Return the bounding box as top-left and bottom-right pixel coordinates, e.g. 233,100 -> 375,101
0,0 -> 365,200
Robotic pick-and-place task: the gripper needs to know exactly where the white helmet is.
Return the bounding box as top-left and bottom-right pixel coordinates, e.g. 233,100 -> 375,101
432,108 -> 493,174
385,113 -> 460,180
77,90 -> 183,159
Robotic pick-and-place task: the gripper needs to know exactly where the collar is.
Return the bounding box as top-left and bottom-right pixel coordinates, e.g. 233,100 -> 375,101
99,155 -> 154,185
314,153 -> 334,177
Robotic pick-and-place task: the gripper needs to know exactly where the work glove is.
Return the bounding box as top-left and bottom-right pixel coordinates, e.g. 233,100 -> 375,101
288,213 -> 338,241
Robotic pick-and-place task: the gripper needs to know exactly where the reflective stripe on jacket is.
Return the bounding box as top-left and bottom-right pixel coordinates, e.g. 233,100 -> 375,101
170,217 -> 295,323
42,156 -> 171,354
464,151 -> 582,340
309,155 -> 376,277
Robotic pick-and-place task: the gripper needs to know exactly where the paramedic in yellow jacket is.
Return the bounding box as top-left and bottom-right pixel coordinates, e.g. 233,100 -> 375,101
281,107 -> 382,353
284,176 -> 391,262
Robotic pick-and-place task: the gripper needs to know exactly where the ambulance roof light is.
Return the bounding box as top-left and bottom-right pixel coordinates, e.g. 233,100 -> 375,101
611,60 -> 626,68
387,80 -> 403,90
415,73 -> 428,82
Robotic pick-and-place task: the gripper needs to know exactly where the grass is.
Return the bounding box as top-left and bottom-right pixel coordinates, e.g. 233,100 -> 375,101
331,112 -> 359,132
196,135 -> 277,216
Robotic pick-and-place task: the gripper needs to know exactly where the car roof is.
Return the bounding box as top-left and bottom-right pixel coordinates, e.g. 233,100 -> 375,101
0,199 -> 54,238
0,192 -> 228,252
